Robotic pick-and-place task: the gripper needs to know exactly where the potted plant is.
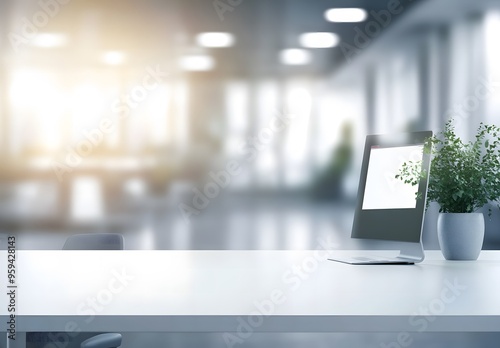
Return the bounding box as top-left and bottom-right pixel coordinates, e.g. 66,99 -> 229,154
396,120 -> 500,260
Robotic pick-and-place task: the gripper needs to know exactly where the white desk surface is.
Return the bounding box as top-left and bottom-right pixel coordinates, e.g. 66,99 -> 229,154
1,250 -> 500,333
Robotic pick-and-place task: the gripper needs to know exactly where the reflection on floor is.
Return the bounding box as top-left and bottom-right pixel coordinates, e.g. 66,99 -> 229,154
12,194 -> 359,250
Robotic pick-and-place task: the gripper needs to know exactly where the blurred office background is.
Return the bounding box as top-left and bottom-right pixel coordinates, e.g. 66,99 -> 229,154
1,0 -> 500,251
2,0 -> 500,346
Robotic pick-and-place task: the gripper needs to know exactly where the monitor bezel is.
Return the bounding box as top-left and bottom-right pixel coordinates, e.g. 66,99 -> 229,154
351,131 -> 432,243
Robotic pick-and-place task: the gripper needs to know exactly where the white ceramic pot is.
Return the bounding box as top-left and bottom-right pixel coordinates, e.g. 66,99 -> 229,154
437,213 -> 485,260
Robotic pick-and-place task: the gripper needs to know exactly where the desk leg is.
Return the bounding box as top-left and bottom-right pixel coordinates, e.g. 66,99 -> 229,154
7,332 -> 26,348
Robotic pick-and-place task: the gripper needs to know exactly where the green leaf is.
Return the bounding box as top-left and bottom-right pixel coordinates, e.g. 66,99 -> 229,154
396,119 -> 500,213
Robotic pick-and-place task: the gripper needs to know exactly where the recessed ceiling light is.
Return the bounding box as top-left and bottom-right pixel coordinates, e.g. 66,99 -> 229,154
196,32 -> 235,48
280,49 -> 311,65
179,55 -> 215,71
31,33 -> 68,48
102,51 -> 126,65
299,32 -> 340,48
325,8 -> 367,23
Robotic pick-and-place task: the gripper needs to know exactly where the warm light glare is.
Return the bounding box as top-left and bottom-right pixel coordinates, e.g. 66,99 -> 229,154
299,32 -> 340,48
71,84 -> 104,118
31,33 -> 68,47
280,49 -> 311,65
10,71 -> 53,106
9,70 -> 64,150
103,51 -> 126,65
196,32 -> 235,47
325,8 -> 367,22
179,55 -> 215,71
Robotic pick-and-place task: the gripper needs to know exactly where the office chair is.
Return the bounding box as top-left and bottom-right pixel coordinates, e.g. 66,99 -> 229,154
64,233 -> 124,348
28,230 -> 124,347
81,333 -> 122,348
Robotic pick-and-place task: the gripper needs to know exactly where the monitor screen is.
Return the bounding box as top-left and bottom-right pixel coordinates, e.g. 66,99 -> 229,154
362,144 -> 424,210
351,131 -> 432,243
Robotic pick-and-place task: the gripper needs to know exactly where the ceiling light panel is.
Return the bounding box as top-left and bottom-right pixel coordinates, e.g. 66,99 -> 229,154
325,8 -> 367,23
299,32 -> 340,48
196,32 -> 235,48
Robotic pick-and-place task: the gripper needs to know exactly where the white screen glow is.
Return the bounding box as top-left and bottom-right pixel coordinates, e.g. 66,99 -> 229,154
362,145 -> 423,210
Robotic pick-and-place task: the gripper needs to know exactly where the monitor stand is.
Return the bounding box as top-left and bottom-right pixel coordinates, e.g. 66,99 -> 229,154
328,241 -> 425,265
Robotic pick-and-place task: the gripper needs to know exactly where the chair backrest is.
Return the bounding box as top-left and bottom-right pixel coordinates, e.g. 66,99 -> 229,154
63,233 -> 124,250
81,333 -> 122,348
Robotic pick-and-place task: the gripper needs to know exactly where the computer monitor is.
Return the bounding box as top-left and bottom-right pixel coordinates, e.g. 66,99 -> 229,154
329,131 -> 432,265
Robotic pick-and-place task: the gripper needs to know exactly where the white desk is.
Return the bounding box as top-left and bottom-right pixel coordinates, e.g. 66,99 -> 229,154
2,250 -> 500,344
